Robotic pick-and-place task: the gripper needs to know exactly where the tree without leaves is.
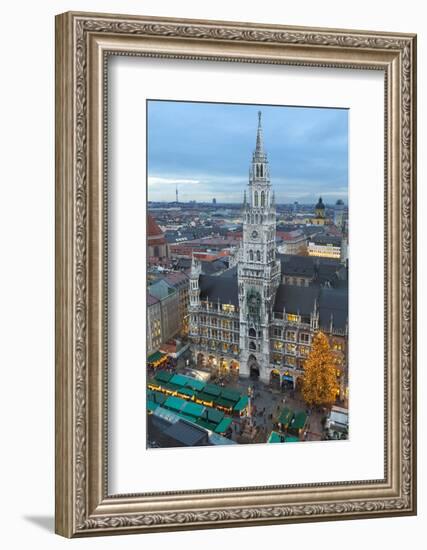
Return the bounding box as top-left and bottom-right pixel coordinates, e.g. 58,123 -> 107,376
302,331 -> 338,407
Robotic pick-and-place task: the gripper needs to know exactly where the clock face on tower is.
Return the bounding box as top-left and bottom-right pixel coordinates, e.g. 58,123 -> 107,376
251,230 -> 258,239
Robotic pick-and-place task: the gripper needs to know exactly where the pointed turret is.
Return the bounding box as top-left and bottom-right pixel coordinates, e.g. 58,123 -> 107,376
254,111 -> 266,162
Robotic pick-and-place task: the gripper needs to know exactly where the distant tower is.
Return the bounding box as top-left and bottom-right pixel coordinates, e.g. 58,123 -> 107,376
176,185 -> 179,203
212,197 -> 217,205
313,197 -> 326,225
334,199 -> 345,229
238,111 -> 281,383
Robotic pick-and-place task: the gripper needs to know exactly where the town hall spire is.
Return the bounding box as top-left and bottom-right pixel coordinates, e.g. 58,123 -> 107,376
254,110 -> 266,160
238,111 -> 281,383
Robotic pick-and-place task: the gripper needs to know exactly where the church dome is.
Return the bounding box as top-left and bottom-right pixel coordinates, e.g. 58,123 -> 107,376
315,197 -> 325,210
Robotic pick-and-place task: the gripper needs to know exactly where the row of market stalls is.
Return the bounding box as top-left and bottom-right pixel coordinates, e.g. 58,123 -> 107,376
147,341 -> 191,369
147,390 -> 233,436
268,406 -> 309,443
148,371 -> 249,417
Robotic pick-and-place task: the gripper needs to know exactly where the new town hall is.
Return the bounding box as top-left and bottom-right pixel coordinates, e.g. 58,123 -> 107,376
188,113 -> 348,398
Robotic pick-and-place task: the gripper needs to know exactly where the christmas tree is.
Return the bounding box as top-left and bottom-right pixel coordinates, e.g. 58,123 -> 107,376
302,331 -> 338,407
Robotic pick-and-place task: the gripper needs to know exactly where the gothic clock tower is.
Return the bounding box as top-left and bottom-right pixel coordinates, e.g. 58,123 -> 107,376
238,112 -> 281,382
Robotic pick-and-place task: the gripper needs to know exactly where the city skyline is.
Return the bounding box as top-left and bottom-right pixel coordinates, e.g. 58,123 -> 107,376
146,108 -> 349,449
147,100 -> 348,205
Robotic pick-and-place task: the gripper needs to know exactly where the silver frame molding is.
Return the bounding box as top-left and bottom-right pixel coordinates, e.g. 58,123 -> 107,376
55,11 -> 417,537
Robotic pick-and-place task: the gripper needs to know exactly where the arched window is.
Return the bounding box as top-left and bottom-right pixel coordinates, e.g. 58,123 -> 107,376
261,191 -> 265,207
256,250 -> 261,261
260,164 -> 263,177
249,250 -> 254,261
255,214 -> 258,224
249,328 -> 256,338
254,191 -> 258,207
249,341 -> 257,351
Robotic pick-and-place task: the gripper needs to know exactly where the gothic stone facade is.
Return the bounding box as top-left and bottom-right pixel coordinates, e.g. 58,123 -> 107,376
188,113 -> 348,396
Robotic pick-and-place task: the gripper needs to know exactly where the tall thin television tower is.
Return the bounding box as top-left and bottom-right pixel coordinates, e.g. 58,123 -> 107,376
176,184 -> 179,203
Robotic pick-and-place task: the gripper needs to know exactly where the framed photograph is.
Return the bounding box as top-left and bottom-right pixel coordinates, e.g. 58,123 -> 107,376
55,11 -> 417,537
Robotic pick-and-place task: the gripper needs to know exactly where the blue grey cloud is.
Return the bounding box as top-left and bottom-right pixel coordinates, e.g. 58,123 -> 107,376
147,100 -> 348,204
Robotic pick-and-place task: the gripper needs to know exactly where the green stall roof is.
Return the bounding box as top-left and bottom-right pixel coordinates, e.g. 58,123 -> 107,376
154,392 -> 167,405
170,374 -> 189,388
278,407 -> 294,427
164,395 -> 186,413
182,401 -> 205,418
214,417 -> 233,434
154,370 -> 173,384
268,431 -> 286,443
290,411 -> 308,431
195,392 -> 215,404
177,387 -> 195,398
233,395 -> 248,412
285,435 -> 300,442
204,384 -> 222,397
215,397 -> 234,409
203,407 -> 224,424
147,400 -> 159,413
185,378 -> 206,392
147,351 -> 165,363
221,388 -> 241,403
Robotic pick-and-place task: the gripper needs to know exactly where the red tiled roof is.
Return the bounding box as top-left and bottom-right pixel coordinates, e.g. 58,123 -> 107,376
147,214 -> 164,237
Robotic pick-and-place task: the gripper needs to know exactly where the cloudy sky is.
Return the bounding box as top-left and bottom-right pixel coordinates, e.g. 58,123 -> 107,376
147,100 -> 348,205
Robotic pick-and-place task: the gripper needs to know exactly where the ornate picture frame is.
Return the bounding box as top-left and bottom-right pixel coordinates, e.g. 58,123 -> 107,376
55,11 -> 417,537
